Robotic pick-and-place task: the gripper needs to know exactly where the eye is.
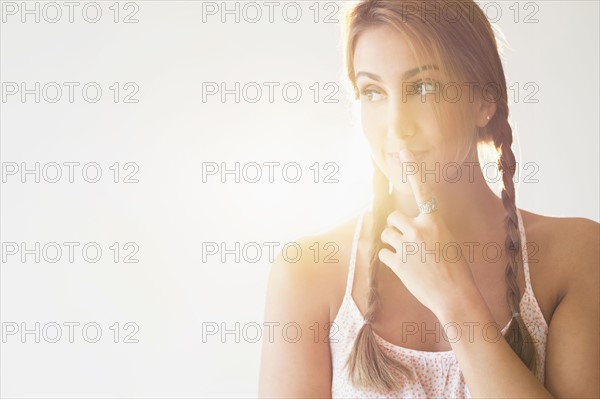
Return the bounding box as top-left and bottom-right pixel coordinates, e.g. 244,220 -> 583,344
359,87 -> 386,102
417,80 -> 437,95
407,79 -> 438,99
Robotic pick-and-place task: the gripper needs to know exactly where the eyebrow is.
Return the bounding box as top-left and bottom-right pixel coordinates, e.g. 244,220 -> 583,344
355,64 -> 439,82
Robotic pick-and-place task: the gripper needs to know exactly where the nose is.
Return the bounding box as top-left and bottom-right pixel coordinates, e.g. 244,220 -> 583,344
386,97 -> 415,140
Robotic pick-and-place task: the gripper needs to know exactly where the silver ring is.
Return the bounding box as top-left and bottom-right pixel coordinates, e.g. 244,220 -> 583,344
418,197 -> 438,214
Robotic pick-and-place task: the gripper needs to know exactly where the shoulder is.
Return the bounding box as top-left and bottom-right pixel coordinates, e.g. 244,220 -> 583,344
520,209 -> 598,260
265,212 -> 362,315
259,214 -> 363,397
529,212 -> 600,397
519,209 -> 599,296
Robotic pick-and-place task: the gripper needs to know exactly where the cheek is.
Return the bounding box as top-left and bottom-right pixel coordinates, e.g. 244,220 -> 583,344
426,122 -> 446,149
360,109 -> 389,177
360,107 -> 385,147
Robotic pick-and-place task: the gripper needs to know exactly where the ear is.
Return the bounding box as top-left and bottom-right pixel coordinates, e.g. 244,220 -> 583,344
475,100 -> 497,128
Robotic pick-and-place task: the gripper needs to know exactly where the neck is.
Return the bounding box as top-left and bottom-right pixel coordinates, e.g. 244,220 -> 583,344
387,159 -> 507,240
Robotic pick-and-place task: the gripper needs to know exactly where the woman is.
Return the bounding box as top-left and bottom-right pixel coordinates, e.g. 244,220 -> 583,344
258,0 -> 599,397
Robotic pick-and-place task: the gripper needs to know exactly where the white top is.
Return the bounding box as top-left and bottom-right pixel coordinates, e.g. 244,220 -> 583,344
329,208 -> 549,398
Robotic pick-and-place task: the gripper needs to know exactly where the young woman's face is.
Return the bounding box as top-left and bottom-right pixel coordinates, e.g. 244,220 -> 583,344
353,25 -> 469,194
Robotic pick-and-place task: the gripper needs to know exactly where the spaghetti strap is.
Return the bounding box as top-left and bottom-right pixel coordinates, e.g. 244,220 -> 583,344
329,207 -> 549,398
516,208 -> 533,291
344,209 -> 367,298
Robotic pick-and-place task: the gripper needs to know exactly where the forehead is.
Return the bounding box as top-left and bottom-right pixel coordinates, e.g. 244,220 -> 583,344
353,25 -> 432,80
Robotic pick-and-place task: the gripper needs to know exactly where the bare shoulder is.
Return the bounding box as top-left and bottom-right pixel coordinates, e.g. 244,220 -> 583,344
258,213 -> 361,397
262,211 -> 363,330
524,211 -> 600,397
520,209 -> 599,295
266,213 -> 361,311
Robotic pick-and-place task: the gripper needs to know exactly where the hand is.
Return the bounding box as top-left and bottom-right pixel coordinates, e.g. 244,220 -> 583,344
378,150 -> 482,320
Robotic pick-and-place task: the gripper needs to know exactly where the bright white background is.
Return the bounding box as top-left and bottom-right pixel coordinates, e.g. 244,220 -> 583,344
1,1 -> 598,398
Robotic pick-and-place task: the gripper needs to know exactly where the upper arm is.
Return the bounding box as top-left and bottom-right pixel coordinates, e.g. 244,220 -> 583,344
258,240 -> 333,398
544,219 -> 600,398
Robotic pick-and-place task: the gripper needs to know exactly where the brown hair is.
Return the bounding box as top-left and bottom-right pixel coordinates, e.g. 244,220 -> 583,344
342,0 -> 537,393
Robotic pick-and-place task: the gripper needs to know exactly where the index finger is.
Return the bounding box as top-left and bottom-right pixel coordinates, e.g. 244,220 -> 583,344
400,149 -> 434,207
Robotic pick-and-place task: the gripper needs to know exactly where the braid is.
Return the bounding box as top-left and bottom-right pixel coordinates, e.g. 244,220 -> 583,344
344,162 -> 413,392
341,0 -> 541,391
492,113 -> 538,374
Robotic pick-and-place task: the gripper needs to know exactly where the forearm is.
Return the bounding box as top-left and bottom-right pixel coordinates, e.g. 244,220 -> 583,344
438,290 -> 554,398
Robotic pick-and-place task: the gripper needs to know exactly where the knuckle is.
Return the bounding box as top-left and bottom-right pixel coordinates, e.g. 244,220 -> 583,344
386,212 -> 396,226
380,228 -> 388,242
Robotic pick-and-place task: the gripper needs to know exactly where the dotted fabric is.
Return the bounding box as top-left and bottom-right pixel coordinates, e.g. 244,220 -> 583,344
329,209 -> 549,398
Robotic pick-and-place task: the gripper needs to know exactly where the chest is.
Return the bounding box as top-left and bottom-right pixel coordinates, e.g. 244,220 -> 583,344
331,235 -> 560,352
